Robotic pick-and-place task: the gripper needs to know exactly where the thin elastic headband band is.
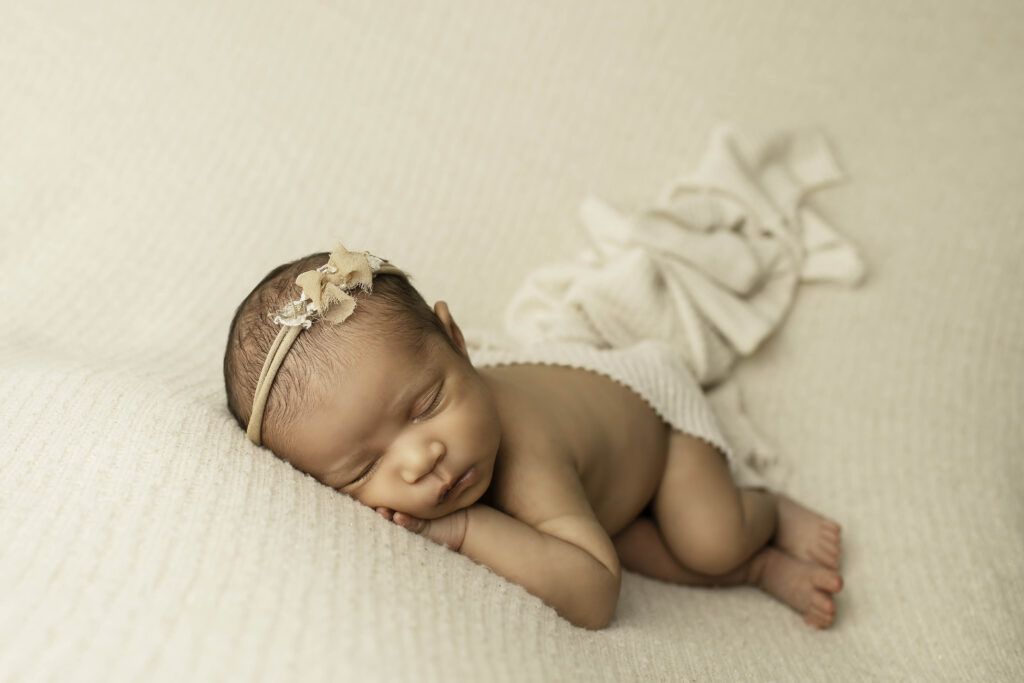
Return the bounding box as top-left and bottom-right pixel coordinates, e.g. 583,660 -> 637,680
247,243 -> 405,446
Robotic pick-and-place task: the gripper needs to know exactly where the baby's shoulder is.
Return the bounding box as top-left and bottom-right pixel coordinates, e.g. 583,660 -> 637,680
486,438 -> 591,528
479,360 -> 669,531
478,366 -> 582,515
480,363 -> 659,524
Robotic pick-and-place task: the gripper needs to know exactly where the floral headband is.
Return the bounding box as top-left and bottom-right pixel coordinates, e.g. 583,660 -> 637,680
247,243 -> 406,446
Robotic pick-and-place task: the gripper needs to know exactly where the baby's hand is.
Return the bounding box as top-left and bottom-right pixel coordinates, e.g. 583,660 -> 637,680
376,507 -> 468,551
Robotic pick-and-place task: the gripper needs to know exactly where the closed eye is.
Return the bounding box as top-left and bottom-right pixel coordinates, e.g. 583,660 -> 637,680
414,383 -> 444,422
350,456 -> 381,486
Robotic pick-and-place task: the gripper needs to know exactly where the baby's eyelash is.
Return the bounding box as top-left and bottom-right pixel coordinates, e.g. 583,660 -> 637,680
353,457 -> 380,484
416,385 -> 444,421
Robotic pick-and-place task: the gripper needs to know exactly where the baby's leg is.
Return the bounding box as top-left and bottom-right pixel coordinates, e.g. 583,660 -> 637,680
613,515 -> 750,586
614,516 -> 843,628
652,431 -> 777,576
651,431 -> 842,573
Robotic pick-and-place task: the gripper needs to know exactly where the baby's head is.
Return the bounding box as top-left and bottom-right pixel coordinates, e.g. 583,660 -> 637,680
224,246 -> 500,519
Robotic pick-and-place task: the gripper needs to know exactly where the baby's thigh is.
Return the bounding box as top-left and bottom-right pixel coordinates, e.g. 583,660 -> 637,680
659,430 -> 733,489
651,431 -> 742,543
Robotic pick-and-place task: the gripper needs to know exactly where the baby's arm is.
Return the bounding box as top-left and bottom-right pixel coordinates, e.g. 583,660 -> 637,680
389,476 -> 621,630
463,503 -> 620,629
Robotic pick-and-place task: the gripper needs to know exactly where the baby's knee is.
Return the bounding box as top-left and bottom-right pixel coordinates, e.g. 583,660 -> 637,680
678,524 -> 749,576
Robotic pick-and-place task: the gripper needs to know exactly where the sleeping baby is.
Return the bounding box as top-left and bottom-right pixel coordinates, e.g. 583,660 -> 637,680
223,244 -> 842,630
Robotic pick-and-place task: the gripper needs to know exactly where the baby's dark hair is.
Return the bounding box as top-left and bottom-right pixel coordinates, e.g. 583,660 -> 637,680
224,250 -> 448,452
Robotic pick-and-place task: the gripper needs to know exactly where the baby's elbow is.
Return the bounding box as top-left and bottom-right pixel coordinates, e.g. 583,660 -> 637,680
579,605 -> 614,630
574,594 -> 617,630
570,570 -> 620,630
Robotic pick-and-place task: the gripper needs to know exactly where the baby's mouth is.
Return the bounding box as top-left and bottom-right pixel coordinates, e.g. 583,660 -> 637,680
437,467 -> 477,505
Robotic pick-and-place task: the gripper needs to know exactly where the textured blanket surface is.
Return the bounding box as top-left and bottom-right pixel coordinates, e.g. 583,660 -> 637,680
2,1 -> 1023,681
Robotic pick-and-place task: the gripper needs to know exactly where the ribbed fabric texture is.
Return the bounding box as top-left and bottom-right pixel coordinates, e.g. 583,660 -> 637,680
2,0 -> 1023,681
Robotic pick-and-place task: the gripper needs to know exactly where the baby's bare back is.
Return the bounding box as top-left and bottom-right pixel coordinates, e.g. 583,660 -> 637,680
478,364 -> 669,536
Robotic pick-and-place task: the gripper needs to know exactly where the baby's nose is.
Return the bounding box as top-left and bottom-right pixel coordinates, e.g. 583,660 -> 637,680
399,440 -> 445,484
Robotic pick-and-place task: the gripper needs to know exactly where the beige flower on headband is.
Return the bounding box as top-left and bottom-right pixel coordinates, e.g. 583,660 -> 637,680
272,243 -> 386,328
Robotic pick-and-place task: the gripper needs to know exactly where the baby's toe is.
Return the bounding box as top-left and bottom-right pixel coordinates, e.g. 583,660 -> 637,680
811,567 -> 843,595
813,529 -> 842,568
811,544 -> 841,570
805,593 -> 836,629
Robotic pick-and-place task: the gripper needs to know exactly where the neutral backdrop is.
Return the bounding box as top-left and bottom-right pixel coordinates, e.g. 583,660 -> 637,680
1,1 -> 1022,681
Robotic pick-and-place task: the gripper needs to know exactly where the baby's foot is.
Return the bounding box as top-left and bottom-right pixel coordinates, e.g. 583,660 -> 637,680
774,495 -> 842,569
750,547 -> 843,629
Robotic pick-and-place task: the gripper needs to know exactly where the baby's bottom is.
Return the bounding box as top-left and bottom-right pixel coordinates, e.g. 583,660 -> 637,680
612,431 -> 843,628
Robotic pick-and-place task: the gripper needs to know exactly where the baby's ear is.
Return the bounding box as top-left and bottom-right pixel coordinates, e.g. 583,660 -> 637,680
433,301 -> 468,357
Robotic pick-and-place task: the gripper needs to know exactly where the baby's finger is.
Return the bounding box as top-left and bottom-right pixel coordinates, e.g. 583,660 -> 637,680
375,507 -> 395,521
393,512 -> 426,533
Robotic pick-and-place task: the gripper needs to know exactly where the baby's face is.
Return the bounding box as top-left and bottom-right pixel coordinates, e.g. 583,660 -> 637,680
283,314 -> 500,520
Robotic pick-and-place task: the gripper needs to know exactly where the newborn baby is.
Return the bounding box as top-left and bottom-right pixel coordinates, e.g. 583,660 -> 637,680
224,245 -> 843,630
